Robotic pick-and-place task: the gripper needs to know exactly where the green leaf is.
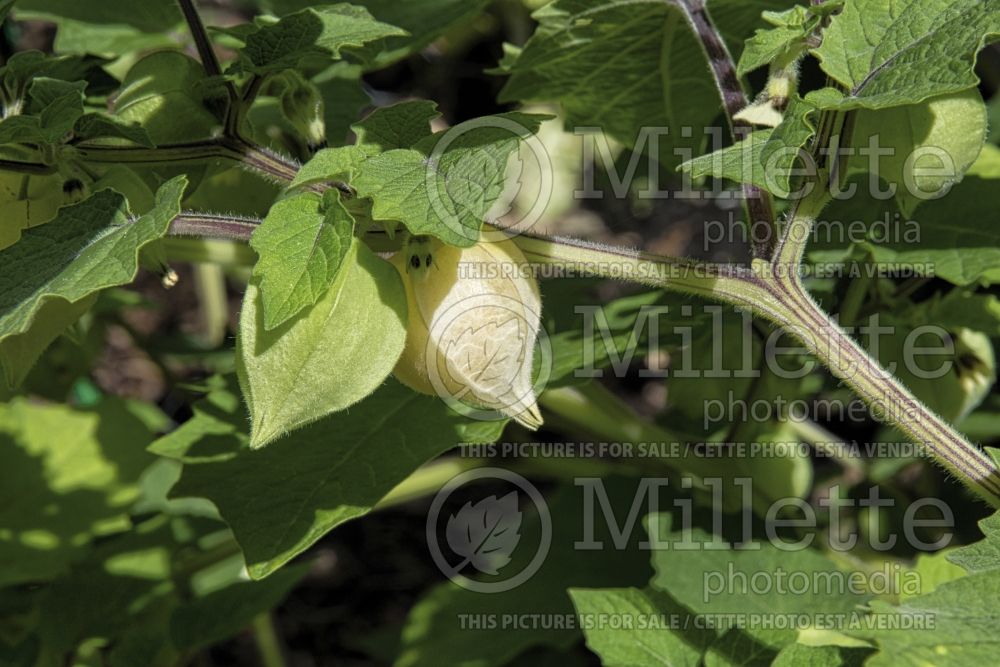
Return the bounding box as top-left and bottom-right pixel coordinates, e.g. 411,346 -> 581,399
148,375 -> 249,462
27,76 -> 85,135
33,524 -> 178,655
48,17 -> 178,56
0,177 -> 186,388
569,587 -> 706,667
237,236 -> 407,448
647,514 -> 866,650
266,0 -> 492,69
498,0 -> 796,168
811,0 -> 1000,109
0,398 -> 158,587
846,89 -> 987,215
171,381 -> 470,578
679,129 -> 775,191
0,77 -> 85,145
289,145 -> 368,189
760,95 -> 817,182
947,512 -> 1000,574
114,52 -> 225,145
903,552 -> 966,601
772,643 -> 871,666
703,630 -> 777,667
226,4 -> 408,75
858,570 -> 1000,666
0,50 -> 109,98
353,111 -> 547,247
352,0 -> 490,67
250,192 -> 355,329
681,96 -> 818,197
739,25 -> 807,76
737,6 -> 816,76
73,112 -> 155,147
353,99 -> 439,151
850,145 -> 1000,286
16,0 -> 181,32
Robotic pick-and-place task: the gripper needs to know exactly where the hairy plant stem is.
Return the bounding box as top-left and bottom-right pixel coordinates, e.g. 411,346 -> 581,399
175,0 -> 244,135
672,0 -> 777,260
0,157 -> 56,175
176,0 -> 225,79
73,137 -> 350,195
171,212 -> 259,242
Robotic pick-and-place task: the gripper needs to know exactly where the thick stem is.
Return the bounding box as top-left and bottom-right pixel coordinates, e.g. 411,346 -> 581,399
171,212 -> 258,242
75,139 -> 231,165
0,158 -> 56,175
511,231 -> 787,321
75,137 -> 352,195
176,0 -> 225,79
771,188 -> 832,270
763,271 -> 1000,505
672,0 -> 777,259
175,0 -> 244,135
163,211 -> 1000,505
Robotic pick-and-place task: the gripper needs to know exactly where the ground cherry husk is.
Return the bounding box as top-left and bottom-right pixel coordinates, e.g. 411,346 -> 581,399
390,234 -> 543,429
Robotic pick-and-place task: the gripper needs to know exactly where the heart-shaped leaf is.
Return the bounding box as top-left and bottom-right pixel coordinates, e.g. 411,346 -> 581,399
238,236 -> 407,448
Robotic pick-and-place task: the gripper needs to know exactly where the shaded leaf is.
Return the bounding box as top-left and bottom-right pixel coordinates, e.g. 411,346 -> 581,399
353,99 -> 439,152
74,113 -> 155,147
570,587 -> 707,667
171,381 -> 474,578
16,0 -> 181,32
396,480 -> 653,667
647,514 -> 866,650
498,0 -> 797,168
0,398 -> 159,587
170,565 -> 309,650
226,3 -> 407,75
266,0 -> 492,69
845,89 -> 987,215
0,177 -> 186,387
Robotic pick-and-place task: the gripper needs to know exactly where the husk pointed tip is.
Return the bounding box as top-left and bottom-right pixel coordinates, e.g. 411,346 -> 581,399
511,401 -> 544,431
